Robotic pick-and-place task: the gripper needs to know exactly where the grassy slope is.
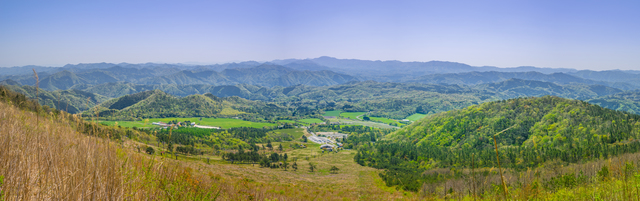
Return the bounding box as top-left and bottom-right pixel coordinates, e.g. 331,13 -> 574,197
335,118 -> 399,129
406,113 -> 427,121
298,118 -> 324,124
0,95 -> 415,200
340,112 -> 365,119
322,110 -> 341,116
272,128 -> 305,139
276,120 -> 296,123
369,116 -> 402,125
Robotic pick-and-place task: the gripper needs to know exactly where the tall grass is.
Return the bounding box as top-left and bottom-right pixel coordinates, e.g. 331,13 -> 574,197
0,85 -> 378,200
0,101 -> 122,199
0,89 -> 299,200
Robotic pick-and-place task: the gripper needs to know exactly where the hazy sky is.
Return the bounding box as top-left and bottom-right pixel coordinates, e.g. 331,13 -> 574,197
1,0 -> 639,70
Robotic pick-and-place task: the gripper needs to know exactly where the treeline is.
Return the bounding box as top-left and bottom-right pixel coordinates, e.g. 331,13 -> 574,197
152,127 -> 273,152
222,145 -> 298,171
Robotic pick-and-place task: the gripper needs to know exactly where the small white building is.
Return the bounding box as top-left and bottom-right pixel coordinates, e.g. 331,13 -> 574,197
320,144 -> 335,149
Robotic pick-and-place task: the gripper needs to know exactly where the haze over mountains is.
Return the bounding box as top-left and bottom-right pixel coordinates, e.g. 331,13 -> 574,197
2,56 -> 640,115
2,56 -> 639,87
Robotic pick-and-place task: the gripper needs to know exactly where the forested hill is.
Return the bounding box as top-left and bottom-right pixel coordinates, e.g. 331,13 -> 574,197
405,71 -> 639,90
88,90 -> 290,120
0,84 -> 109,113
357,96 -> 640,190
588,90 -> 640,115
388,96 -> 640,150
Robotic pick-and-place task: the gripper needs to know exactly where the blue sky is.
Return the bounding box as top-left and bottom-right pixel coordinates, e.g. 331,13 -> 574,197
1,0 -> 639,70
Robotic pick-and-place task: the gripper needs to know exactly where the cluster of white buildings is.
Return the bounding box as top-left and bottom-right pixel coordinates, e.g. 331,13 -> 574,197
152,121 -> 219,129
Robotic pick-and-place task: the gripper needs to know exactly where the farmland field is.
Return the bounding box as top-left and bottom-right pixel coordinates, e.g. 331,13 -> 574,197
272,128 -> 305,139
322,110 -> 341,117
369,117 -> 398,125
335,119 -> 398,129
100,117 -> 276,129
298,118 -> 324,124
277,120 -> 296,123
406,113 -> 427,121
340,112 -> 365,120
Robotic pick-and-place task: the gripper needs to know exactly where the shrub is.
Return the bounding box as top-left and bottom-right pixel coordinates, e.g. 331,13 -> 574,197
146,146 -> 155,155
330,166 -> 339,174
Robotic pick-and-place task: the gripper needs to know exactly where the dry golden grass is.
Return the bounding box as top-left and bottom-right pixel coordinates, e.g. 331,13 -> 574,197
0,101 -> 122,200
0,99 -> 421,200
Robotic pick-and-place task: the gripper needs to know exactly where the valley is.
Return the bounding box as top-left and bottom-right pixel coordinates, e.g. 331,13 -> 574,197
2,58 -> 640,200
4,1 -> 640,200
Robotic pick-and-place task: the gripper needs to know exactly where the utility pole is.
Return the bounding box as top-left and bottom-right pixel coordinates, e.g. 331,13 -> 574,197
472,153 -> 476,201
493,125 -> 516,200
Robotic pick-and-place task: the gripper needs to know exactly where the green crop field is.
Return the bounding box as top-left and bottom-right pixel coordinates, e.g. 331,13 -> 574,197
340,112 -> 365,119
322,110 -> 341,117
406,113 -> 427,121
335,119 -> 398,129
277,120 -> 296,123
101,117 -> 276,129
272,128 -> 305,139
369,117 -> 401,125
298,118 -> 324,124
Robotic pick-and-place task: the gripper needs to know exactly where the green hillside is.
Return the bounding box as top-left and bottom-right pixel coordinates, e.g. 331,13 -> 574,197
389,96 -> 640,152
87,90 -> 291,120
1,84 -> 109,113
588,90 -> 640,115
357,96 -> 640,191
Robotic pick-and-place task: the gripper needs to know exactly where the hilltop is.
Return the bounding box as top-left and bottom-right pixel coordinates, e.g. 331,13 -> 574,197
356,96 -> 640,192
388,96 -> 640,150
0,84 -> 109,113
588,90 -> 640,115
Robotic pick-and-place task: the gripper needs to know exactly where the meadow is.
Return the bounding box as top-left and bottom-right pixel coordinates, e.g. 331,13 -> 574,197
298,118 -> 324,124
322,110 -> 342,117
369,116 -> 403,126
335,118 -> 398,129
405,113 -> 427,121
271,128 -> 305,139
340,112 -> 365,119
276,120 -> 296,123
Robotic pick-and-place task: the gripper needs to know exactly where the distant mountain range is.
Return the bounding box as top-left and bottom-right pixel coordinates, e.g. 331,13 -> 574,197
2,57 -> 640,117
3,57 -> 639,88
405,71 -> 639,90
0,63 -> 358,90
5,77 -> 638,118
